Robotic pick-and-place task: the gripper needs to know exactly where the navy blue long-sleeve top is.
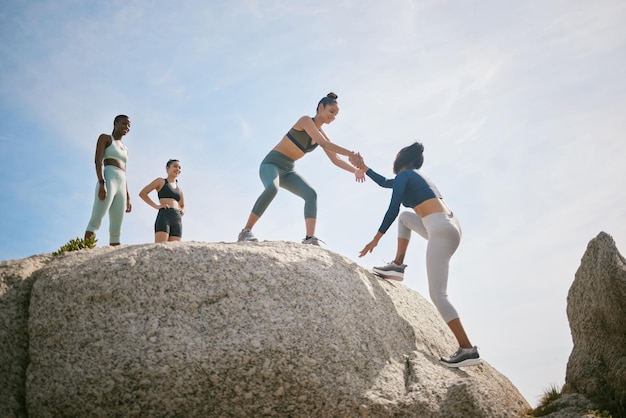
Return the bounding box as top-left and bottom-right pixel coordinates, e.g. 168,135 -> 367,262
366,168 -> 443,234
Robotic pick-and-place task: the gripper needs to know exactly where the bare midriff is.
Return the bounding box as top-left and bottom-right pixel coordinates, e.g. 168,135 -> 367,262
414,197 -> 452,218
273,136 -> 307,161
104,158 -> 126,171
159,198 -> 180,210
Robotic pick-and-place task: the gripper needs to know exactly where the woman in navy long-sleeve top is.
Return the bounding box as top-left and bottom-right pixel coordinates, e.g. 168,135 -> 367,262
358,142 -> 481,368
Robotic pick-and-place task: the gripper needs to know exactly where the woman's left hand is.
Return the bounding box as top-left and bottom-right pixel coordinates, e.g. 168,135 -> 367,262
126,201 -> 132,213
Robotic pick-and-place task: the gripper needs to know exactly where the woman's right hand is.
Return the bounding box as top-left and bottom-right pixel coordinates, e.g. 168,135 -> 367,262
359,232 -> 383,257
98,184 -> 107,200
359,240 -> 378,257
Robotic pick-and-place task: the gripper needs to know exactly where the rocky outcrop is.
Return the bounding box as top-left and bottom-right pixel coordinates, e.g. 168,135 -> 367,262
532,393 -> 598,418
2,241 -> 529,417
0,254 -> 51,418
564,231 -> 626,415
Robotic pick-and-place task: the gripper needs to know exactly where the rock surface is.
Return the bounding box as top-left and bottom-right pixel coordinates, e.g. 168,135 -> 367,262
534,393 -> 597,418
0,254 -> 51,418
564,231 -> 626,414
3,241 -> 529,417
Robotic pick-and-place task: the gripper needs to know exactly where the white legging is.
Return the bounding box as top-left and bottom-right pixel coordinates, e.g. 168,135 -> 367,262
85,165 -> 127,244
398,211 -> 461,322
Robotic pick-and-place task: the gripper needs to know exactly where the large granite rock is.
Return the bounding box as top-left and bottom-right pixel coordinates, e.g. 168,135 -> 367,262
4,241 -> 529,417
0,254 -> 51,418
564,232 -> 626,414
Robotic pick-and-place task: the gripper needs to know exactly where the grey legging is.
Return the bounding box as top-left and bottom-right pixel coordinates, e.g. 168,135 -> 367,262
398,211 -> 461,322
251,150 -> 317,219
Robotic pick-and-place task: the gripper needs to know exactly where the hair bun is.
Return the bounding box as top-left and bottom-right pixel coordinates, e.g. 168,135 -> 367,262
317,92 -> 339,110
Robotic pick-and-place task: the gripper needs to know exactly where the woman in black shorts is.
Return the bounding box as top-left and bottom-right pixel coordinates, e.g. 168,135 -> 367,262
139,159 -> 185,242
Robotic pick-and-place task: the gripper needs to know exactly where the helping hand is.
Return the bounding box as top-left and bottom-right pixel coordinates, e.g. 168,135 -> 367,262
354,169 -> 366,183
349,152 -> 365,169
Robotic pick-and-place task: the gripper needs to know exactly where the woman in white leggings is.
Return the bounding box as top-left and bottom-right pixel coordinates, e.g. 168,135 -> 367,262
358,142 -> 481,368
84,115 -> 132,246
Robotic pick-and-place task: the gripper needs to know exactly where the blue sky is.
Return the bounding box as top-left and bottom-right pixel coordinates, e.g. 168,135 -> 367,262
1,0 -> 625,406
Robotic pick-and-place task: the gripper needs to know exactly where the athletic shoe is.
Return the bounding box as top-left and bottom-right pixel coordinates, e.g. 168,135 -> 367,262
302,236 -> 324,246
440,346 -> 482,368
237,228 -> 258,242
372,261 -> 406,281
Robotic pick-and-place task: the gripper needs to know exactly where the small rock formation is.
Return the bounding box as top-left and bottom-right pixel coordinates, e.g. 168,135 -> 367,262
532,393 -> 597,418
564,231 -> 626,415
2,241 -> 529,417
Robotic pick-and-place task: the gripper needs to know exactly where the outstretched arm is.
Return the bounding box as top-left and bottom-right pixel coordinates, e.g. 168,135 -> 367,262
366,168 -> 394,188
352,153 -> 394,188
299,117 -> 364,168
322,147 -> 366,182
359,172 -> 408,256
359,231 -> 384,257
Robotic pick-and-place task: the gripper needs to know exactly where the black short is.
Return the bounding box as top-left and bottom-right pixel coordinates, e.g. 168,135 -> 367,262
154,208 -> 182,237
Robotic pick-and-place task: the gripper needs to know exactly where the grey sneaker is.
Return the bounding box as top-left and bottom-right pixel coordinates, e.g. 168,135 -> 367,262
302,236 -> 324,246
372,261 -> 406,281
440,346 -> 481,368
237,228 -> 258,242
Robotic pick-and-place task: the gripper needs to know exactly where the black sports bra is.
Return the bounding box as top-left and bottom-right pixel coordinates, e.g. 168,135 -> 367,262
157,178 -> 181,201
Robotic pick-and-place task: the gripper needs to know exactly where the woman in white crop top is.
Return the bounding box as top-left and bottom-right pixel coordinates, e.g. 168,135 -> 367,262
84,115 -> 132,246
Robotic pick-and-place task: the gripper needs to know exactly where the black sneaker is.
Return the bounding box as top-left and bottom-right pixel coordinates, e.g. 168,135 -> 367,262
440,346 -> 482,367
372,261 -> 406,281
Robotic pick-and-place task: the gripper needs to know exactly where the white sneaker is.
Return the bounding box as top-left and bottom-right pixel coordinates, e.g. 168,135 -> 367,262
440,346 -> 482,367
372,261 -> 406,281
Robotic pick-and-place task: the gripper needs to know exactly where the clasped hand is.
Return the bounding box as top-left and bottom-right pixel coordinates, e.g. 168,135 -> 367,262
349,151 -> 365,169
349,152 -> 367,183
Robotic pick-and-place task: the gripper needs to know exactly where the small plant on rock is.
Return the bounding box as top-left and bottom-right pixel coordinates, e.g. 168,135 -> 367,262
528,384 -> 563,417
53,236 -> 97,256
